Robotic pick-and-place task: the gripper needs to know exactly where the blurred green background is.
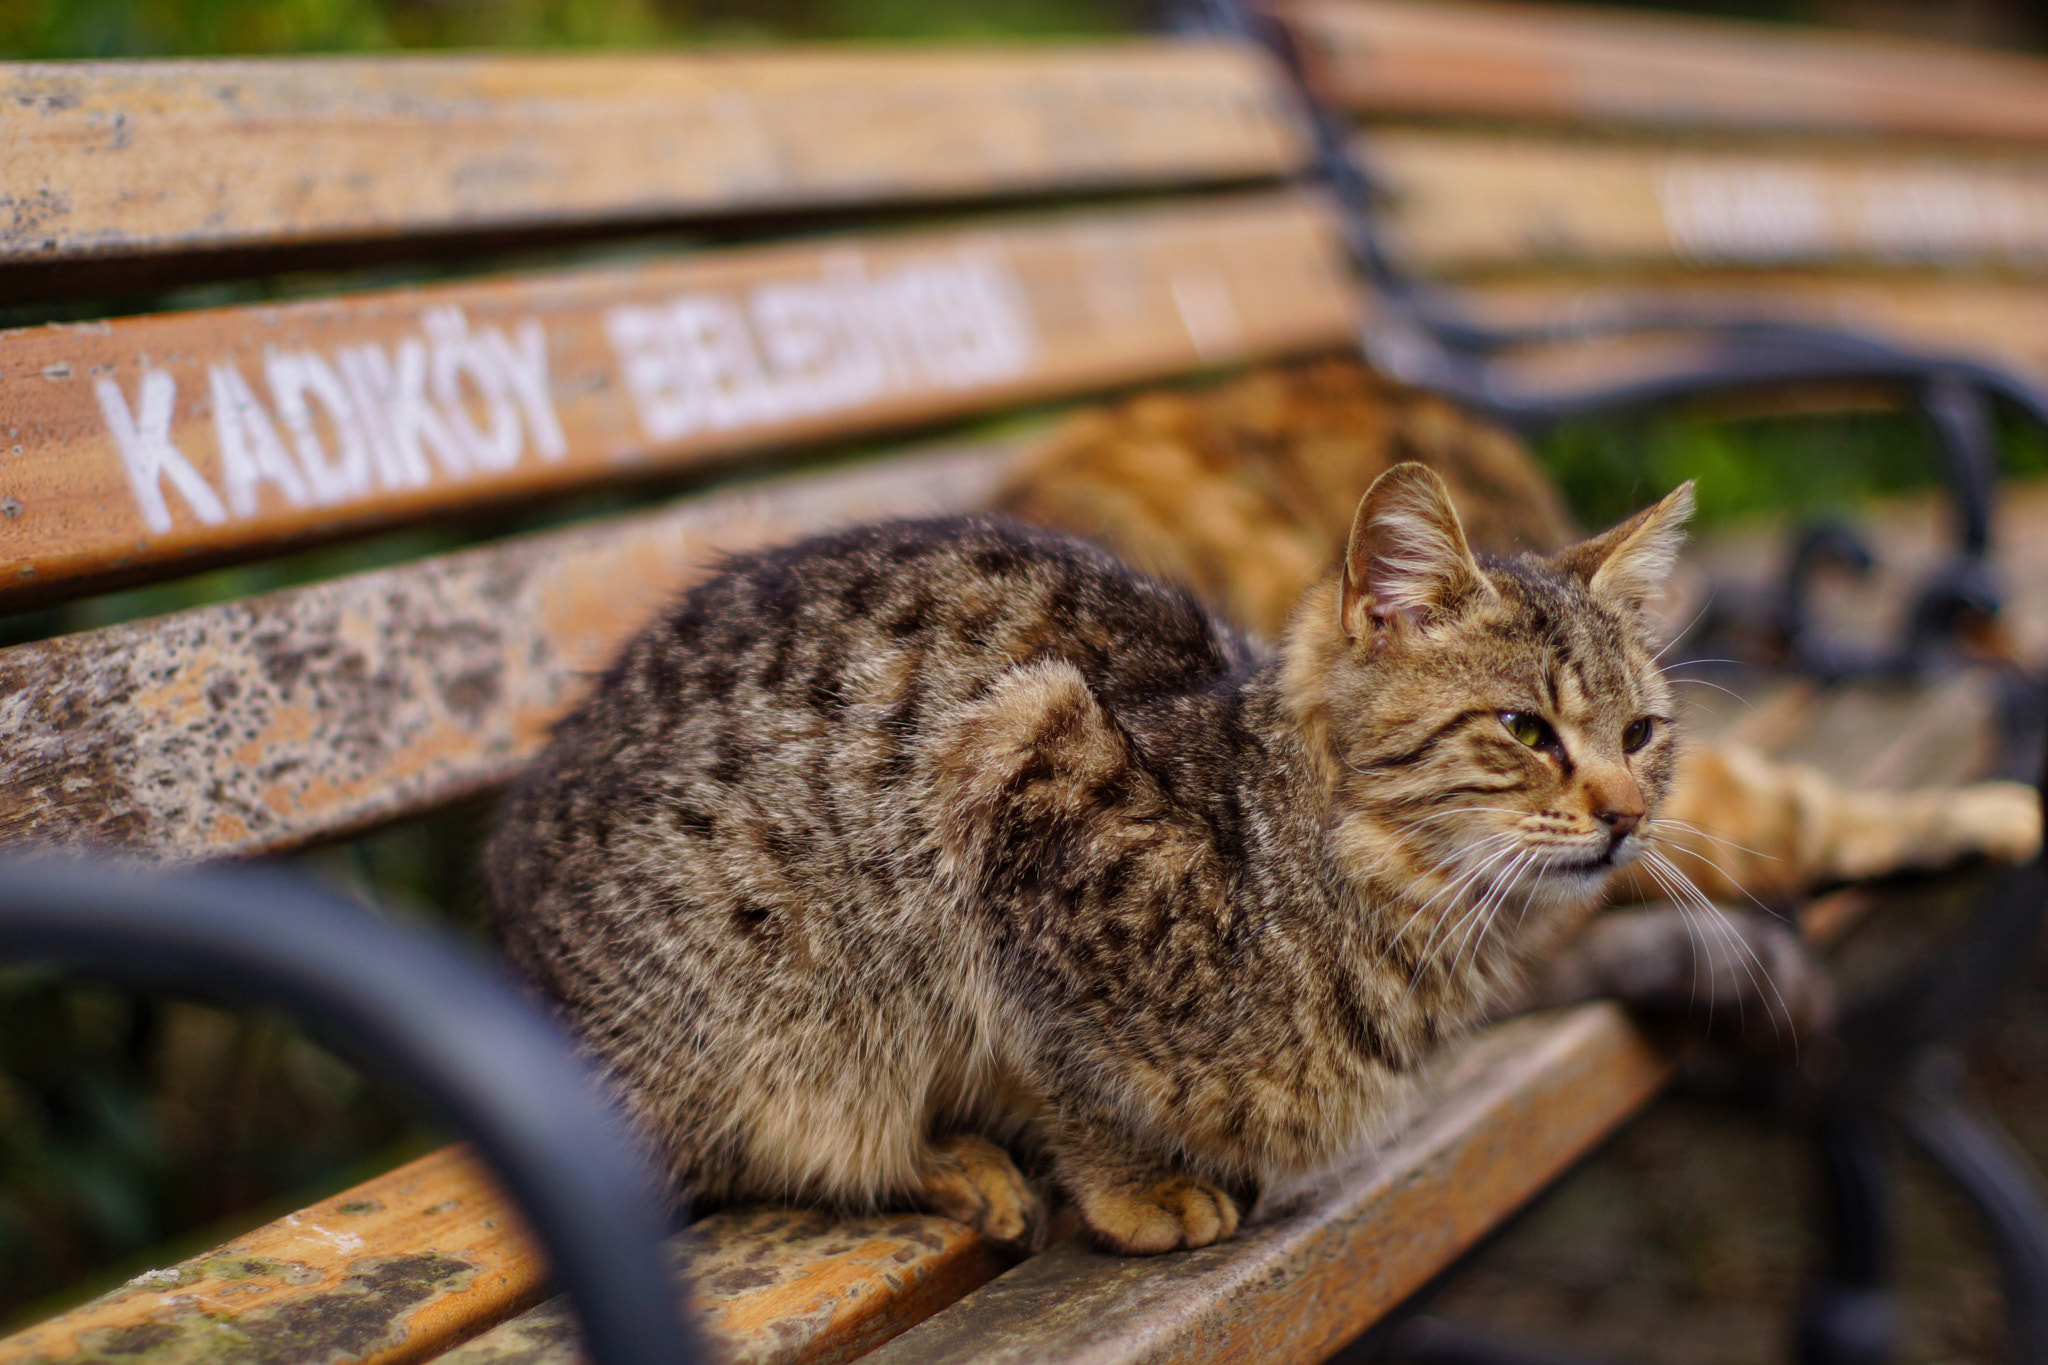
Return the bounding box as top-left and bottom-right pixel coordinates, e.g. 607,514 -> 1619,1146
5,0 -> 2048,1345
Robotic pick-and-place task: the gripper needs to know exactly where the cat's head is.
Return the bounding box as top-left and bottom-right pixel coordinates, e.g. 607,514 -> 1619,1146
1283,461 -> 1694,937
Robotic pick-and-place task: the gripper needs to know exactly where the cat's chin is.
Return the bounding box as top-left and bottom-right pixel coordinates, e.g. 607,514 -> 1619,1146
1532,855 -> 1624,901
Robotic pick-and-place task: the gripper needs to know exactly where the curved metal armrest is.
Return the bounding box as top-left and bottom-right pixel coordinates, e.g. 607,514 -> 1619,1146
1191,0 -> 2047,595
0,856 -> 700,1365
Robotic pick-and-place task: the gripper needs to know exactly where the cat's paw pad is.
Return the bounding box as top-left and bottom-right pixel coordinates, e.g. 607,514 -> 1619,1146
915,1134 -> 1047,1252
1078,1176 -> 1241,1255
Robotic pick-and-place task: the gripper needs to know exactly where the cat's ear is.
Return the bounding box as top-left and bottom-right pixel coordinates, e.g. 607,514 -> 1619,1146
1556,481 -> 1696,610
1340,462 -> 1490,643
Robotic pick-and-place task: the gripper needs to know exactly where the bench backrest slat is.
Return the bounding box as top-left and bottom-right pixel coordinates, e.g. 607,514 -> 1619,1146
1455,274 -> 2048,390
1362,129 -> 2048,275
1,192 -> 1354,605
1285,0 -> 2048,142
0,441 -> 1030,860
2,43 -> 1302,267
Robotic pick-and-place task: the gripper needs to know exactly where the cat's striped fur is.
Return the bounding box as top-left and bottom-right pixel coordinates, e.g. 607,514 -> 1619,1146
488,465 -> 1694,1254
997,358 -> 2040,907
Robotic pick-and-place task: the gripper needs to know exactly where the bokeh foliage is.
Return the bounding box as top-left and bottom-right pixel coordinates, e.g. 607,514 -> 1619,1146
0,0 -> 1128,57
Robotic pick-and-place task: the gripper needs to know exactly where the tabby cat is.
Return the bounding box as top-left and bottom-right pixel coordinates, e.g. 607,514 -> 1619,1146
490,463 -> 1697,1255
996,358 -> 2040,906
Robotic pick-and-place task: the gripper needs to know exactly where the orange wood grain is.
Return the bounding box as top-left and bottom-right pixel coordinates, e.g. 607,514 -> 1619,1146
857,1005 -> 1678,1365
1286,0 -> 2048,142
0,192 -> 1356,606
1447,272 -> 2048,392
441,1209 -> 1011,1365
1362,129 -> 2048,275
0,441 -> 1018,860
0,1149 -> 1009,1365
0,1147 -> 543,1365
0,43 -> 1303,264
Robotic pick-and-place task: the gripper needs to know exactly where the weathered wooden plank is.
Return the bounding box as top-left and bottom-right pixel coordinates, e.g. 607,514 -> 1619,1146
446,1209 -> 1009,1365
856,1005 -> 1676,1365
1364,129 -> 2048,274
1445,272 -> 2048,393
0,191 -> 1356,605
0,439 -> 1016,861
0,1147 -> 544,1365
0,42 -> 1304,265
1284,0 -> 2048,143
0,1148 -> 1009,1365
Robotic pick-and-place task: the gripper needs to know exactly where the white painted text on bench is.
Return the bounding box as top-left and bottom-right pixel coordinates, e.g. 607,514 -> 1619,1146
96,306 -> 567,535
606,251 -> 1035,444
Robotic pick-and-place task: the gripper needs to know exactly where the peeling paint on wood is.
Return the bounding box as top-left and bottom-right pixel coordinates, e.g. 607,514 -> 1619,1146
855,1006 -> 1677,1365
0,43 -> 1304,262
0,193 -> 1355,604
0,440 -> 1016,859
441,1208 -> 1010,1365
0,1148 -> 543,1365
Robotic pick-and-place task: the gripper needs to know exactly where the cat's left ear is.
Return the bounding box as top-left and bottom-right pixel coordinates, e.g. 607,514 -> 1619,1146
1341,462 -> 1491,643
1556,481 -> 1697,611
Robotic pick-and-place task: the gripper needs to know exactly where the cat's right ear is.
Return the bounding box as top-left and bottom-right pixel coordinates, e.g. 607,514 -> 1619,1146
1553,480 -> 1696,612
1340,462 -> 1489,645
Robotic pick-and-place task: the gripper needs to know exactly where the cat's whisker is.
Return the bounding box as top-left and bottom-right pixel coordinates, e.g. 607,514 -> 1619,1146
1651,833 -> 1780,918
1655,657 -> 1746,674
1477,849 -> 1545,965
1405,855 -> 1505,995
1663,676 -> 1757,712
1643,848 -> 1794,1048
1636,854 -> 1720,1027
1649,600 -> 1718,665
1650,818 -> 1781,864
1402,831 -> 1520,909
1388,838 -> 1522,974
1440,848 -> 1536,990
1389,809 -> 1525,839
1439,857 -> 1511,984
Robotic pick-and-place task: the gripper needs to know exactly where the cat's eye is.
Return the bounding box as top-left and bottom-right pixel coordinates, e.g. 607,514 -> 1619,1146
1501,712 -> 1556,751
1623,718 -> 1653,752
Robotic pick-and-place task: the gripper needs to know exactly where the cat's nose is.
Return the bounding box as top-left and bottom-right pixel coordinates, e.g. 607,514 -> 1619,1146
1598,808 -> 1641,841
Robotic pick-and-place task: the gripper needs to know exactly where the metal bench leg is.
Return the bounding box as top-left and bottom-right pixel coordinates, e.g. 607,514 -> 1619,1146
1896,1050 -> 2048,1365
1798,1111 -> 1898,1365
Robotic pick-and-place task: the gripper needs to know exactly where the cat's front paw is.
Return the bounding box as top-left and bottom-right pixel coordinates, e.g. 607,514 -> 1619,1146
915,1134 -> 1047,1252
1075,1175 -> 1241,1255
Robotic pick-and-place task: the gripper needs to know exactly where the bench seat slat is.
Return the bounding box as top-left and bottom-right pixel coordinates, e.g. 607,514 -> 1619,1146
1362,129 -> 2048,275
0,1146 -> 1009,1365
857,1006 -> 1674,1365
0,192 -> 1355,606
0,1147 -> 544,1365
447,1209 -> 1008,1365
1286,0 -> 2048,143
0,43 -> 1303,265
0,440 -> 1014,860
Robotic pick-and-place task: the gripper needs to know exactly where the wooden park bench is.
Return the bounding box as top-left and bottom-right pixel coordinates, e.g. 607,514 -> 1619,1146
2,4 -> 2047,1364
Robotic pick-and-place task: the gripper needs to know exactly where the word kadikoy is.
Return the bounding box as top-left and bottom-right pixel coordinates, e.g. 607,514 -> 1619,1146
96,307 -> 565,535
